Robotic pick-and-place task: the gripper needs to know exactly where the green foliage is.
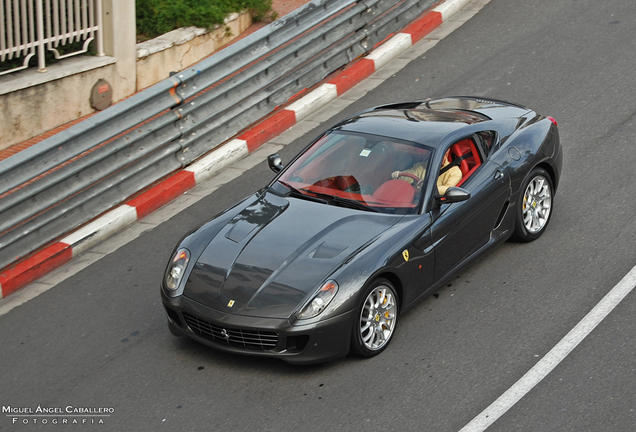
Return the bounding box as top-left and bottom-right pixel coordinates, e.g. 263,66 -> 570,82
136,0 -> 275,39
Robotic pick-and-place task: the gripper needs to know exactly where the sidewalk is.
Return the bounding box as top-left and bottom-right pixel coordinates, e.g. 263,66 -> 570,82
0,0 -> 311,163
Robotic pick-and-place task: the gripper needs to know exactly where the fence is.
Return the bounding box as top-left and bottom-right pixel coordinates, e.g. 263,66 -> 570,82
0,0 -> 104,76
0,0 -> 437,271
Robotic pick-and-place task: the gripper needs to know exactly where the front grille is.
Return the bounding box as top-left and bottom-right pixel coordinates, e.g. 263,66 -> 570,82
183,312 -> 278,350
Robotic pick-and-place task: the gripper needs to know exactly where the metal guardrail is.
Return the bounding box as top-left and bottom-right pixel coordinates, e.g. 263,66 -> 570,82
0,0 -> 436,270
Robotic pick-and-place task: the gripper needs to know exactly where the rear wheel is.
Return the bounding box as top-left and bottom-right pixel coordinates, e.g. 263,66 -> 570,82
350,279 -> 398,358
513,167 -> 554,242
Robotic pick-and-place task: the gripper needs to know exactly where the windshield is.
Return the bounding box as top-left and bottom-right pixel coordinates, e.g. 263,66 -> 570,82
277,131 -> 433,214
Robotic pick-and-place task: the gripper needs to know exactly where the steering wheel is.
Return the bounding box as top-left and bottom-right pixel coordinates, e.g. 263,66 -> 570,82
397,172 -> 421,183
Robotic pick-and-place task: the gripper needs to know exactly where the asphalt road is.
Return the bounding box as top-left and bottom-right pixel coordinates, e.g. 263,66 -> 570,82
2,0 -> 636,430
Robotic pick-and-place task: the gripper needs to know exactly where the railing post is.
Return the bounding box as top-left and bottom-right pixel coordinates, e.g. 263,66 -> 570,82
95,0 -> 104,56
35,0 -> 46,72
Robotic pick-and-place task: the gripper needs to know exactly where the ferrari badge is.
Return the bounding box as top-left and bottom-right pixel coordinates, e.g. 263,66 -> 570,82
227,300 -> 235,307
402,249 -> 409,262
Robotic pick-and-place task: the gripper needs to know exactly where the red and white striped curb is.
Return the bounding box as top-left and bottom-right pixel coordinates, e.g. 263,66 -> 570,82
0,0 -> 471,299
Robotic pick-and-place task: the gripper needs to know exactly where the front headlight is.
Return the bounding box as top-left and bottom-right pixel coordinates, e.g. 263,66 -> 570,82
297,280 -> 338,319
165,248 -> 190,291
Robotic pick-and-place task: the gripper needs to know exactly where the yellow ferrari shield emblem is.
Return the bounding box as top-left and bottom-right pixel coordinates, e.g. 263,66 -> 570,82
402,249 -> 409,262
227,300 -> 235,307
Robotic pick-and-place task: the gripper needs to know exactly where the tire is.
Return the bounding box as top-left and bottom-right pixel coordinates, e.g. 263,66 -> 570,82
350,279 -> 399,358
512,167 -> 554,242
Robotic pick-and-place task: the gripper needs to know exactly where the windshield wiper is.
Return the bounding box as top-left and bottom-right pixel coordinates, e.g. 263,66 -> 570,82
333,196 -> 379,212
299,188 -> 379,213
278,181 -> 329,204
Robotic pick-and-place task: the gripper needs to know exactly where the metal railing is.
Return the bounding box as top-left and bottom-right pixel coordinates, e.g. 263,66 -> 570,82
0,0 -> 436,270
0,0 -> 104,76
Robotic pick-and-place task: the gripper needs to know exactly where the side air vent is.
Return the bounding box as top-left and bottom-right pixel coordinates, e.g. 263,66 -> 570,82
493,202 -> 510,231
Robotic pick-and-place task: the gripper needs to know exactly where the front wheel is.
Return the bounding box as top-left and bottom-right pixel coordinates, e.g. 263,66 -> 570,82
512,168 -> 554,242
350,279 -> 399,358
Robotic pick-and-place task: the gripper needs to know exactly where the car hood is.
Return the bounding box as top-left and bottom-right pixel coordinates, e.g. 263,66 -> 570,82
183,191 -> 401,319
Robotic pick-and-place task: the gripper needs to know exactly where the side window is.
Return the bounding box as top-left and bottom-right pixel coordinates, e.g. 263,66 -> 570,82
440,136 -> 486,192
475,131 -> 498,156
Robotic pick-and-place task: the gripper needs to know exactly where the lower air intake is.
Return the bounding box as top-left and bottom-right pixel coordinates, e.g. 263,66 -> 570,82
183,312 -> 278,350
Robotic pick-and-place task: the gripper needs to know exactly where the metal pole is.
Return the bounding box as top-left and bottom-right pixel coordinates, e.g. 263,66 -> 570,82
95,0 -> 103,55
35,0 -> 46,72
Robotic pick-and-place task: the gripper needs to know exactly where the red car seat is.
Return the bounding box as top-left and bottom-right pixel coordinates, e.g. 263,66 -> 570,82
449,138 -> 481,186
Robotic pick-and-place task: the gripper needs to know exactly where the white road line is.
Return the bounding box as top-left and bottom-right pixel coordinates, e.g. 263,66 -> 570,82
459,264 -> 636,432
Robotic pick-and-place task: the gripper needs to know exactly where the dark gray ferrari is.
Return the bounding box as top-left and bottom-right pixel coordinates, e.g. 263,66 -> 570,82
161,96 -> 562,364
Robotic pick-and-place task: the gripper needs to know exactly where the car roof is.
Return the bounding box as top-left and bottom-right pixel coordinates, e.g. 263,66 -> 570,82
335,96 -> 533,148
336,107 -> 487,147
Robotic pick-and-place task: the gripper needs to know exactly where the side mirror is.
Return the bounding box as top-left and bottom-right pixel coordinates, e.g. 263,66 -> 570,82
267,154 -> 284,173
437,186 -> 470,204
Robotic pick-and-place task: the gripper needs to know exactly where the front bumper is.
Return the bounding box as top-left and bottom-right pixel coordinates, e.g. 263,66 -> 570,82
161,290 -> 354,365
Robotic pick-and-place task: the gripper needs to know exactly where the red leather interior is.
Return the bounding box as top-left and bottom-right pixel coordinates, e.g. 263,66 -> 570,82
312,175 -> 359,191
449,138 -> 481,185
372,180 -> 415,205
456,165 -> 479,187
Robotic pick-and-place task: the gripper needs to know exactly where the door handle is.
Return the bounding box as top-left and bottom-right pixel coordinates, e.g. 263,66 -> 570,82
494,170 -> 504,180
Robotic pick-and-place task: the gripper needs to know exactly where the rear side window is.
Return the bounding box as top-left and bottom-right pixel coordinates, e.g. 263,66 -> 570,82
475,131 -> 498,156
